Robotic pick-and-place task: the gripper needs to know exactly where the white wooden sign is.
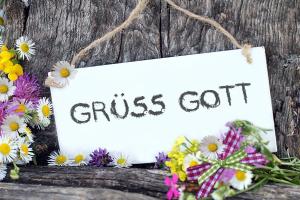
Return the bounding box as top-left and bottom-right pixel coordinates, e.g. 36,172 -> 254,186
50,47 -> 277,163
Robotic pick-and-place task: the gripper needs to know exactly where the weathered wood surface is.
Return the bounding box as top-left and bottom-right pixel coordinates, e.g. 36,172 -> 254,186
2,0 -> 300,199
1,166 -> 300,200
4,0 -> 300,162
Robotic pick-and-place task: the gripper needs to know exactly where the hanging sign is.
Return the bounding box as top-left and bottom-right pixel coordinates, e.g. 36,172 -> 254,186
50,47 -> 277,163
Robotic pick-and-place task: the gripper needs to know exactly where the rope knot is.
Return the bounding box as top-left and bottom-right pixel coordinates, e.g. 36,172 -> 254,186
241,44 -> 253,64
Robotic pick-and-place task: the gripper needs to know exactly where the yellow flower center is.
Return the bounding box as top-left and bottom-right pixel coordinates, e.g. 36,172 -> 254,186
74,154 -> 84,164
189,160 -> 198,167
0,143 -> 11,155
207,143 -> 218,152
0,84 -> 8,94
0,17 -> 4,26
20,43 -> 30,53
55,155 -> 67,165
117,158 -> 126,166
21,144 -> 29,155
16,104 -> 26,113
60,68 -> 70,78
235,170 -> 247,181
42,105 -> 50,117
9,122 -> 19,131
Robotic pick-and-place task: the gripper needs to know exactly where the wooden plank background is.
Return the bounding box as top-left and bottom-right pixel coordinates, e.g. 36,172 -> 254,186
4,0 -> 300,162
1,0 -> 300,199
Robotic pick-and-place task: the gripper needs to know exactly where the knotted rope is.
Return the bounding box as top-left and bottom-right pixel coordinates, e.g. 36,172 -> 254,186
46,0 -> 252,87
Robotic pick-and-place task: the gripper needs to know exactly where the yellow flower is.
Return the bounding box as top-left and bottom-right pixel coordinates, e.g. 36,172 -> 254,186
0,50 -> 14,61
1,45 -> 8,51
4,64 -> 23,81
189,139 -> 200,153
175,136 -> 186,146
178,170 -> 187,181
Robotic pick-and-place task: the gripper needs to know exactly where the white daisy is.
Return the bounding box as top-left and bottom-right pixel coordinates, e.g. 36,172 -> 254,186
37,97 -> 52,121
72,153 -> 87,166
230,170 -> 253,190
0,136 -> 18,163
1,114 -> 26,138
48,151 -> 71,166
113,153 -> 132,168
18,138 -> 34,163
199,136 -> 224,160
0,77 -> 16,102
10,99 -> 34,122
51,61 -> 77,86
0,164 -> 7,181
15,36 -> 35,60
182,154 -> 201,171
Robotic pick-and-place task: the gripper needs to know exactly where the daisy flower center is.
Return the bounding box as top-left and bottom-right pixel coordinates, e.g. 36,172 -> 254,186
117,158 -> 126,165
207,143 -> 218,152
55,155 -> 67,165
74,154 -> 84,164
20,43 -> 30,53
235,170 -> 247,181
21,144 -> 29,155
0,84 -> 8,94
189,160 -> 198,167
0,17 -> 4,26
9,122 -> 19,131
16,104 -> 26,113
42,105 -> 51,117
60,68 -> 70,78
0,143 -> 11,155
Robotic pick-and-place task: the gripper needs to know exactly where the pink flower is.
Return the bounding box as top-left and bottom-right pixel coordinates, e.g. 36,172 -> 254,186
164,174 -> 180,200
245,146 -> 256,154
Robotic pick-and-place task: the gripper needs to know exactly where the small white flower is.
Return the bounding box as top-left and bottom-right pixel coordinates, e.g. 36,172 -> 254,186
0,77 -> 16,102
199,136 -> 224,160
182,154 -> 200,171
230,170 -> 253,190
72,153 -> 87,166
0,164 -> 7,181
113,153 -> 132,168
18,138 -> 34,163
1,114 -> 26,138
9,99 -> 34,122
15,36 -> 35,60
48,151 -> 71,166
0,136 -> 18,163
37,97 -> 52,122
51,61 -> 77,86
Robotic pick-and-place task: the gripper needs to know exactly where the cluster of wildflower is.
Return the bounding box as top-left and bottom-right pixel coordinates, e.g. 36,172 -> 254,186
0,9 -> 53,181
48,148 -> 133,168
164,121 -> 271,200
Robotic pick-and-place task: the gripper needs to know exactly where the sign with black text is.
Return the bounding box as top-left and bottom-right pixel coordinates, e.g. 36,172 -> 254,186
50,47 -> 277,163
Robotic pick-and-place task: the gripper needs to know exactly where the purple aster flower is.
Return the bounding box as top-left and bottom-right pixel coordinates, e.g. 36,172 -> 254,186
154,152 -> 169,169
220,168 -> 236,183
0,101 -> 9,124
89,148 -> 113,167
14,73 -> 40,104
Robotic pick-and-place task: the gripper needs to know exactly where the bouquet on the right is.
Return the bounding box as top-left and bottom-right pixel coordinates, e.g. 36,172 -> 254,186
164,120 -> 300,200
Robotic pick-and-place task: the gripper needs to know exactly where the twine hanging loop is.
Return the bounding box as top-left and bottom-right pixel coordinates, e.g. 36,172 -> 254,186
45,0 -> 252,88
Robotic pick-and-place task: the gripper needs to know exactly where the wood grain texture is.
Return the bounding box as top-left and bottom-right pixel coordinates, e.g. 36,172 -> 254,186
3,0 -> 300,162
1,166 -> 300,199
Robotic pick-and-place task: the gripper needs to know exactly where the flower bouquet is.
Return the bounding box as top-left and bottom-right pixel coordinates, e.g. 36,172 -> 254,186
0,36 -> 53,180
164,120 -> 300,200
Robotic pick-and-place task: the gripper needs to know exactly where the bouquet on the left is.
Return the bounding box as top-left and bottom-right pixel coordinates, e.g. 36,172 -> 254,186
0,36 -> 52,181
